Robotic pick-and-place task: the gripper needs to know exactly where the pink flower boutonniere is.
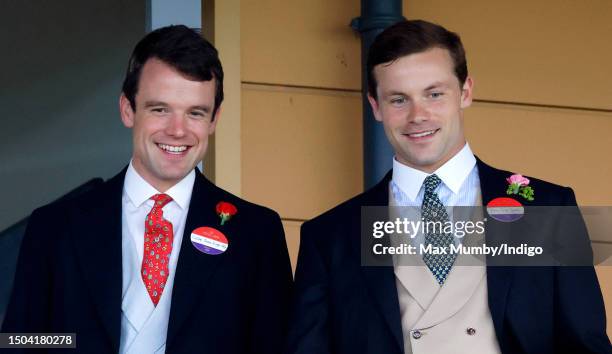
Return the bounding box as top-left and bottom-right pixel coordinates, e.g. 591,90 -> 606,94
506,174 -> 534,201
216,201 -> 238,225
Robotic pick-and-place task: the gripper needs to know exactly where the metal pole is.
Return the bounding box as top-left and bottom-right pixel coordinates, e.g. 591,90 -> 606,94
351,0 -> 405,189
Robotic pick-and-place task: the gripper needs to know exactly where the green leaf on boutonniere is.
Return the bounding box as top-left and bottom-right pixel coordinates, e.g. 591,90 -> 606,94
518,186 -> 534,201
506,183 -> 520,195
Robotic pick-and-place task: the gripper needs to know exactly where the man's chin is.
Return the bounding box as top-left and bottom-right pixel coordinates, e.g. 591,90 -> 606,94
152,164 -> 193,181
397,153 -> 445,172
161,169 -> 192,181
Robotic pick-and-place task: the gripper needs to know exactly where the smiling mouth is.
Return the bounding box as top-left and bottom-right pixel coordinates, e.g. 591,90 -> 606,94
157,143 -> 189,154
405,129 -> 440,139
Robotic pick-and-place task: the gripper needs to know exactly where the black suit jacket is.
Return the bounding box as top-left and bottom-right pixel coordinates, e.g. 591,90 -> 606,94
286,158 -> 611,354
2,168 -> 293,354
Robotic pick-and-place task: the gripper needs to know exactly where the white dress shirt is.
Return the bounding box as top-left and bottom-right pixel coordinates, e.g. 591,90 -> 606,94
119,162 -> 195,354
390,143 -> 481,247
391,143 -> 480,207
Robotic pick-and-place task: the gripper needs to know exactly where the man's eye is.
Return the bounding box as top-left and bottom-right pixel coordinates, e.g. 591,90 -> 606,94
429,92 -> 443,99
190,111 -> 206,118
151,107 -> 168,113
390,97 -> 406,105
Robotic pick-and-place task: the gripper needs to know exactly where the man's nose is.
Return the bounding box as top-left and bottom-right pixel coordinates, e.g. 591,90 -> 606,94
166,114 -> 187,137
408,101 -> 429,124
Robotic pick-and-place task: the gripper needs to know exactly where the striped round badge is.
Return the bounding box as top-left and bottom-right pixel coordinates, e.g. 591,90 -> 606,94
486,197 -> 524,222
191,227 -> 229,255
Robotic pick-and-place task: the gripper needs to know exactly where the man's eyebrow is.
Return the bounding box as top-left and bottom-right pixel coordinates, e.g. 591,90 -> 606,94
143,100 -> 168,108
190,105 -> 212,113
424,82 -> 450,91
383,90 -> 407,97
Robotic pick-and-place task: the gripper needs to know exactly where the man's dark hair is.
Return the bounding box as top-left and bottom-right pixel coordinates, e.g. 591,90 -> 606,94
122,25 -> 224,118
367,20 -> 467,99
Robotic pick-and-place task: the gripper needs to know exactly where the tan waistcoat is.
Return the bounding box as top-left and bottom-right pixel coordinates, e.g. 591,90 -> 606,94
390,188 -> 502,354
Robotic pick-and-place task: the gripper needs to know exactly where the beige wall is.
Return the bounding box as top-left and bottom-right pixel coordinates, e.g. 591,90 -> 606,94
203,0 -> 242,194
240,0 -> 363,267
241,85 -> 362,220
239,0 -> 612,337
241,0 -> 361,90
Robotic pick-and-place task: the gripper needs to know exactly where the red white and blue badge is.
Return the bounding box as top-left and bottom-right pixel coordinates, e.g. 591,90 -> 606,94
486,197 -> 524,222
191,227 -> 229,255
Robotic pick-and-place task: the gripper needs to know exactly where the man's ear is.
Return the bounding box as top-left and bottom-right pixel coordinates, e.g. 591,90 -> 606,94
460,76 -> 474,109
367,93 -> 383,122
208,105 -> 222,135
119,94 -> 135,128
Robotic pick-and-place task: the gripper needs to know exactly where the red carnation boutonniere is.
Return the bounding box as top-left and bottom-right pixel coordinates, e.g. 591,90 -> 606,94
216,201 -> 237,226
506,174 -> 534,201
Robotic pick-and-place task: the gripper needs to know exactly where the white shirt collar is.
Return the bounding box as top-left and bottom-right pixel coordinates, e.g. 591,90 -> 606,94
392,143 -> 476,200
124,161 -> 195,210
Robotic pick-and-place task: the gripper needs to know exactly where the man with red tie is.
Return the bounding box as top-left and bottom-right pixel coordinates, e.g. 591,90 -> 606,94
2,25 -> 292,354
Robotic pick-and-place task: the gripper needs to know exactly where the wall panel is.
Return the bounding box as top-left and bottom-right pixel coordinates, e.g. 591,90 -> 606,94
465,102 -> 612,205
241,0 -> 361,90
241,85 -> 363,220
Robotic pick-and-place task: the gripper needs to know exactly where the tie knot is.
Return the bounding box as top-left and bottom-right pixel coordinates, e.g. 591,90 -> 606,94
423,174 -> 442,193
150,193 -> 172,209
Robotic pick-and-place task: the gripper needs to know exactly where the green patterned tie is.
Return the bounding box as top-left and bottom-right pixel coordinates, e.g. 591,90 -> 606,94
421,174 -> 456,285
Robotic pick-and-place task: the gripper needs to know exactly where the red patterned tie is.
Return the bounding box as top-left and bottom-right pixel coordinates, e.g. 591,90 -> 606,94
142,193 -> 173,306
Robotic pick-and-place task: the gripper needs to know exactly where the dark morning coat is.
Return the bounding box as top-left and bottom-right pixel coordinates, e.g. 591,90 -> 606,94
2,167 -> 293,354
286,158 -> 611,354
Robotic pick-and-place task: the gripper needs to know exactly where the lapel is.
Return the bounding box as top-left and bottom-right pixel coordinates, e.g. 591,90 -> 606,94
475,157 -> 515,342
72,168 -> 125,351
166,170 -> 232,347
353,171 -> 405,352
